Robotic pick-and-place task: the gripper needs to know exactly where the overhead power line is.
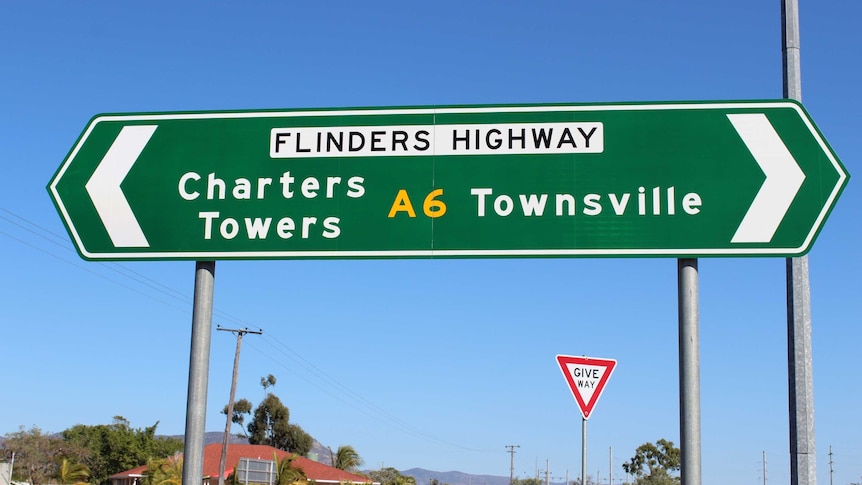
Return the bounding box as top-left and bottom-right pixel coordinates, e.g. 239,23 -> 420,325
1,206 -> 496,456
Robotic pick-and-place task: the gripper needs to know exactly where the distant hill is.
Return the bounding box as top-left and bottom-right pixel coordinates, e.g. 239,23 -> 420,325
400,469 -> 513,485
200,431 -> 251,445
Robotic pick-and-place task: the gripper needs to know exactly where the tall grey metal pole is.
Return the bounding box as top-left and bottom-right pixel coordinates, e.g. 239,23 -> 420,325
609,446 -> 612,485
545,459 -> 550,485
182,261 -> 216,485
581,419 -> 587,485
678,258 -> 701,485
782,2 -> 816,485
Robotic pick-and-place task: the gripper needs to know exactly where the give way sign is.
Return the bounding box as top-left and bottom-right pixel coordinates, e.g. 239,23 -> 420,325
556,355 -> 617,419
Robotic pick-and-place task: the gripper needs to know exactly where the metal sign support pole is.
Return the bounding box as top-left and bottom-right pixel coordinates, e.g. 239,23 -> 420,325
787,253 -> 816,485
181,261 -> 216,485
678,258 -> 701,485
782,1 -> 816,484
581,418 -> 587,485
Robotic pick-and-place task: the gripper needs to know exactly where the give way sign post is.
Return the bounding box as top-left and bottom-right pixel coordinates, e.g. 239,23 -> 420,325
557,354 -> 617,485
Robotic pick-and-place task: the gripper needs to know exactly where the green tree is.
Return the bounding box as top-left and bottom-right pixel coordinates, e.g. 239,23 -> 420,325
222,398 -> 253,439
143,456 -> 182,485
366,468 -> 416,485
247,394 -> 313,455
274,452 -> 307,485
248,394 -> 287,446
56,457 -> 91,485
512,478 -> 545,485
397,475 -> 418,485
332,445 -> 363,472
622,439 -> 681,485
261,375 -> 277,394
254,375 -> 278,444
62,416 -> 183,485
2,426 -> 72,485
282,424 -> 313,457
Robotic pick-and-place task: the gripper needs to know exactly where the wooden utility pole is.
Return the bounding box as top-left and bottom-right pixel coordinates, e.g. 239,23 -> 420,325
217,326 -> 262,485
506,445 -> 520,485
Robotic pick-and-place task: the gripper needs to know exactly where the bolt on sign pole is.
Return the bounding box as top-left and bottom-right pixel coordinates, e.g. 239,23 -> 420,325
782,1 -> 817,485
181,261 -> 216,485
678,259 -> 701,485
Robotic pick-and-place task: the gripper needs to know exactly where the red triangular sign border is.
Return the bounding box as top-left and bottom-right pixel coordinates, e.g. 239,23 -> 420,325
556,354 -> 617,420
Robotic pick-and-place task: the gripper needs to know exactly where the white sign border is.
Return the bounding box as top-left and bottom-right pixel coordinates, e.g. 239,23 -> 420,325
48,101 -> 848,260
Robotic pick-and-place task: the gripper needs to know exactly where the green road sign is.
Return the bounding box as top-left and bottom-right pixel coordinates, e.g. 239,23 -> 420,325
48,101 -> 848,261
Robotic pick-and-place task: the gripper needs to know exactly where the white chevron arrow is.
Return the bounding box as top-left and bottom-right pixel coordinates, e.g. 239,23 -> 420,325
728,113 -> 805,243
85,125 -> 157,248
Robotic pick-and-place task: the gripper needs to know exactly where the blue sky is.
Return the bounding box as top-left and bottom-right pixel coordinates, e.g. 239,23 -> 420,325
1,1 -> 860,485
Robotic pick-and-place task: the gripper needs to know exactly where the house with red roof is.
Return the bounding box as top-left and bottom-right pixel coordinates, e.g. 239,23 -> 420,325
109,444 -> 373,485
